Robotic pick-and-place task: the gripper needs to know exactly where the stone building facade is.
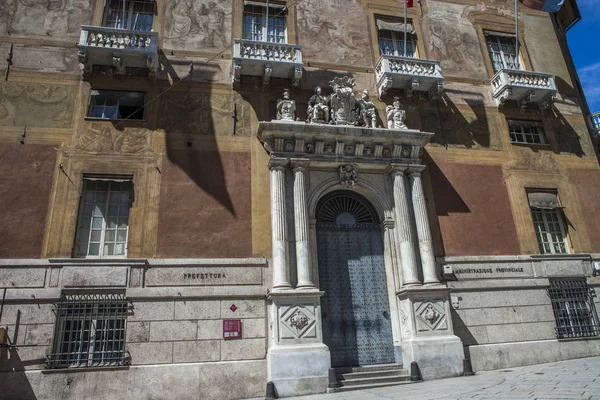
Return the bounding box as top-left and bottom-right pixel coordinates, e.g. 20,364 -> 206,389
0,0 -> 599,399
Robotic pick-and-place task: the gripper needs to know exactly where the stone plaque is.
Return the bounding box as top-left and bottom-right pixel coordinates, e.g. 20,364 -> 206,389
452,263 -> 534,280
0,268 -> 46,288
145,267 -> 262,286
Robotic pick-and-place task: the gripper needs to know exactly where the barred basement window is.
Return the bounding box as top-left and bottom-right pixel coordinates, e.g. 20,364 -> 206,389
47,293 -> 132,369
508,120 -> 547,145
74,177 -> 133,258
527,190 -> 569,255
549,280 -> 600,339
376,16 -> 417,58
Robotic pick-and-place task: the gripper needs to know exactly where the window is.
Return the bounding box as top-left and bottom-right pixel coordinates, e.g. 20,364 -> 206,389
485,31 -> 521,72
508,120 -> 547,145
242,2 -> 286,43
87,91 -> 145,120
527,190 -> 569,255
548,280 -> 600,339
74,178 -> 133,258
376,17 -> 417,58
47,293 -> 131,369
103,0 -> 154,32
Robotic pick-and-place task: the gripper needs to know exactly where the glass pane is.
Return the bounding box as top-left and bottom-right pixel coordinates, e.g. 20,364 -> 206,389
88,243 -> 100,256
90,230 -> 102,242
105,230 -> 116,242
92,217 -> 103,229
117,230 -> 127,241
104,243 -> 115,256
115,243 -> 125,255
118,207 -> 130,217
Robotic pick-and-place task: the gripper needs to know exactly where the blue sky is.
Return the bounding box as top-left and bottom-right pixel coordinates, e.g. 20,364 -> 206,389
566,0 -> 600,113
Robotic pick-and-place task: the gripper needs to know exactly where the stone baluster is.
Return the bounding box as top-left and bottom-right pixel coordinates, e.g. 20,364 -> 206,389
391,168 -> 420,286
270,158 -> 292,289
409,168 -> 440,285
292,159 -> 314,288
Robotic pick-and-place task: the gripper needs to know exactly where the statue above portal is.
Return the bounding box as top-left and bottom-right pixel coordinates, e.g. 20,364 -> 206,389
329,76 -> 356,125
386,97 -> 407,129
276,89 -> 295,121
356,90 -> 377,128
306,86 -> 330,123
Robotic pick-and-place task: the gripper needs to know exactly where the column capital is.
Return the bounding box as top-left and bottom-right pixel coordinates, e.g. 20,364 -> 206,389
381,219 -> 395,230
387,163 -> 409,176
407,165 -> 426,176
269,157 -> 289,171
290,158 -> 310,171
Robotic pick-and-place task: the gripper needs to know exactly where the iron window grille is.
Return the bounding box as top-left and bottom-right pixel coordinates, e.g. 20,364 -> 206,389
242,3 -> 287,43
47,293 -> 132,369
548,280 -> 600,339
508,120 -> 547,145
103,0 -> 155,32
485,31 -> 521,73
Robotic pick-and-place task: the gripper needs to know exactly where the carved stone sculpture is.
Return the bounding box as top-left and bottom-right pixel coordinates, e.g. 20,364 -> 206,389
276,89 -> 295,121
329,76 -> 356,125
340,164 -> 358,188
386,97 -> 407,129
356,90 -> 377,128
306,86 -> 330,123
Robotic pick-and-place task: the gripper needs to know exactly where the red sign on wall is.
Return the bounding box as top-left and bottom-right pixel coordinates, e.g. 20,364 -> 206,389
223,319 -> 242,340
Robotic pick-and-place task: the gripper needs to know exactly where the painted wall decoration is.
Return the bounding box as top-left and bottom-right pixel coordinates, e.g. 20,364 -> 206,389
422,2 -> 487,80
0,83 -> 74,128
158,92 -> 251,136
297,0 -> 371,67
0,0 -> 93,38
164,0 -> 232,52
72,123 -> 153,154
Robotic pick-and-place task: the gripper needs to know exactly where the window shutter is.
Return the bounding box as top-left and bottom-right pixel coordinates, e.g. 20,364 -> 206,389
527,191 -> 561,209
376,17 -> 415,35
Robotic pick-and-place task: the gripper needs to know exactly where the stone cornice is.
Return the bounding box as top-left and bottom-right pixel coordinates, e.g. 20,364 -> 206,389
257,120 -> 435,165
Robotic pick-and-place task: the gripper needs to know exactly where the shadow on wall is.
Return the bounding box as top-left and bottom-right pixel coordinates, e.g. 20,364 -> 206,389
155,57 -> 236,215
420,90 -> 494,149
423,152 -> 471,217
0,346 -> 39,400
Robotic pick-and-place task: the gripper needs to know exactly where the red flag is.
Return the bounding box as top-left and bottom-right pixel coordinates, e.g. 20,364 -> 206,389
407,0 -> 414,8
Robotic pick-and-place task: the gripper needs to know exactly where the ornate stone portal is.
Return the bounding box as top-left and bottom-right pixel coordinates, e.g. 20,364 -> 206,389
259,120 -> 464,397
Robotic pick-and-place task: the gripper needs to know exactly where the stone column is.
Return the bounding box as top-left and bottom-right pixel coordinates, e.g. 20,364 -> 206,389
270,158 -> 291,289
391,168 -> 420,286
409,169 -> 439,285
292,159 -> 314,288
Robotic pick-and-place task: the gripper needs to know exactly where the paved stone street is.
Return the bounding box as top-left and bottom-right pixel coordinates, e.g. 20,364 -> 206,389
289,357 -> 600,400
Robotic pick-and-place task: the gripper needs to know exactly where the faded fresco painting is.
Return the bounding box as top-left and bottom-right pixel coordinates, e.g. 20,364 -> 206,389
422,2 -> 487,80
297,0 -> 371,67
0,0 -> 93,38
0,83 -> 74,128
164,0 -> 232,52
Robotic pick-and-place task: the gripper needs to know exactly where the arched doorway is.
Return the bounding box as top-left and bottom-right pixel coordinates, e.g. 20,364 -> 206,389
316,191 -> 395,367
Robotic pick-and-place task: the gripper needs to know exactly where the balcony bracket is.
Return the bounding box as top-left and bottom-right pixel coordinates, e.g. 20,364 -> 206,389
263,63 -> 273,87
293,66 -> 302,87
233,60 -> 242,87
378,76 -> 393,99
428,81 -> 443,102
405,78 -> 420,99
539,93 -> 556,113
112,56 -> 124,75
517,90 -> 535,109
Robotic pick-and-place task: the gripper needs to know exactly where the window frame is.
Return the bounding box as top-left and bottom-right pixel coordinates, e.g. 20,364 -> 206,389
484,30 -> 525,73
73,177 -> 133,259
47,293 -> 131,369
507,119 -> 549,145
528,190 -> 570,255
377,25 -> 417,58
102,0 -> 155,32
242,2 -> 287,43
548,279 -> 600,339
86,90 -> 146,122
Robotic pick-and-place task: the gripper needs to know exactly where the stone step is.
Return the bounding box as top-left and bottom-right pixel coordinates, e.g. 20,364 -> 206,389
334,363 -> 404,374
337,369 -> 409,380
328,379 -> 415,393
338,374 -> 411,387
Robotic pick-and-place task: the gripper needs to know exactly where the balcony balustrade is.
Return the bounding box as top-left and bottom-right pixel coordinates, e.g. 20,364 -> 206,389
591,112 -> 600,139
232,39 -> 303,87
77,26 -> 158,76
375,55 -> 444,99
491,69 -> 557,109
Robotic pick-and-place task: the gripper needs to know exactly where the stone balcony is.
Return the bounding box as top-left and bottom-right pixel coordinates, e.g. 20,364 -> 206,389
375,55 -> 444,99
591,112 -> 600,139
257,120 -> 434,170
491,69 -> 557,109
232,39 -> 303,87
77,26 -> 158,76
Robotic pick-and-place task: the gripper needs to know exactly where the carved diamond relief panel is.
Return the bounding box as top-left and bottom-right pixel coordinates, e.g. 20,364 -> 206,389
414,300 -> 448,332
279,304 -> 317,340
